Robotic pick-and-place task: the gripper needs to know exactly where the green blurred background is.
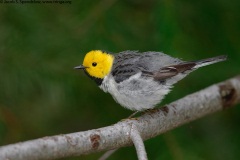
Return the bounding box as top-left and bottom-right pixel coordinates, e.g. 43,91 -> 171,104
0,0 -> 240,159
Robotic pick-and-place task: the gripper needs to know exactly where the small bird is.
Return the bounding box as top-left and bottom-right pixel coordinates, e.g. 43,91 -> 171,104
75,50 -> 227,111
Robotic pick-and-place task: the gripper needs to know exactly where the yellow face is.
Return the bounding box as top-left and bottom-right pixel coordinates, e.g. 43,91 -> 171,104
82,50 -> 114,79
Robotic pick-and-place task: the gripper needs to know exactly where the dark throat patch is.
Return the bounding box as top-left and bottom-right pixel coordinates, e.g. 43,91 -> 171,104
84,70 -> 103,86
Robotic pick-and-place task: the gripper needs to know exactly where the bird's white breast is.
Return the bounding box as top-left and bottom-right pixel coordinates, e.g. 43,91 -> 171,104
100,72 -> 172,111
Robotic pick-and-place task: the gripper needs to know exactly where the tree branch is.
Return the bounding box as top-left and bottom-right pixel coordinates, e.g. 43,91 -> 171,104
0,75 -> 240,160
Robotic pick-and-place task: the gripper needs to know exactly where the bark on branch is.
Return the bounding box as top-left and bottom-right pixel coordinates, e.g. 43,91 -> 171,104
0,75 -> 240,160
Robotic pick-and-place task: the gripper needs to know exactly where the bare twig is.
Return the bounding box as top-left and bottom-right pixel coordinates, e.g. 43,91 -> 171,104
98,111 -> 139,160
0,75 -> 239,160
130,124 -> 148,160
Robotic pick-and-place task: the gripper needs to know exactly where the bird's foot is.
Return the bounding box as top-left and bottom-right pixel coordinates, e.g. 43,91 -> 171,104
144,108 -> 158,114
120,111 -> 140,122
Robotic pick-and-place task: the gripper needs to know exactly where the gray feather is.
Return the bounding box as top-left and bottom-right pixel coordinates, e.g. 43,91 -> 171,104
112,51 -> 182,83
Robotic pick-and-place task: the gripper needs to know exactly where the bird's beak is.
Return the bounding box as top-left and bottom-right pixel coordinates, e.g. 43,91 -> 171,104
74,65 -> 86,70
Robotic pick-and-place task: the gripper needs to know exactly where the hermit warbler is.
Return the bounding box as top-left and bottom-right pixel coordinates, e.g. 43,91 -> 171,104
75,50 -> 226,111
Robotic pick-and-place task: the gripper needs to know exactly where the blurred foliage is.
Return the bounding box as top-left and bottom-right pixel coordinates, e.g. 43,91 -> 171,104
0,0 -> 240,159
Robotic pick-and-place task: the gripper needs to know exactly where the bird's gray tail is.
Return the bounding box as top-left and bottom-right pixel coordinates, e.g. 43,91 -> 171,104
193,55 -> 227,69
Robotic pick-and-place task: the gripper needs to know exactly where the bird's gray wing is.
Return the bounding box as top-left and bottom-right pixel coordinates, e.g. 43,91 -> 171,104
111,51 -> 194,83
150,62 -> 196,81
111,51 -> 141,83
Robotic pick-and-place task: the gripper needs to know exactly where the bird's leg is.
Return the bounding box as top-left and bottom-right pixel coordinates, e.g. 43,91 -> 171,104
144,108 -> 159,114
121,109 -> 158,122
128,111 -> 140,118
120,111 -> 140,122
125,109 -> 158,121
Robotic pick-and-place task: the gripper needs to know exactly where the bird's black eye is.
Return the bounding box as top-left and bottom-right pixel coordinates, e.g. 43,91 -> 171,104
92,62 -> 97,67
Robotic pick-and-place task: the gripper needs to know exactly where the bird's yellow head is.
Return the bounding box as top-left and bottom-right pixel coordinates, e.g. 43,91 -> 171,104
75,50 -> 114,80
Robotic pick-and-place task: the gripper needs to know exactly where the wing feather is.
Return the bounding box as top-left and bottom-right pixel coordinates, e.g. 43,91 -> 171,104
111,51 -> 189,83
153,62 -> 196,81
